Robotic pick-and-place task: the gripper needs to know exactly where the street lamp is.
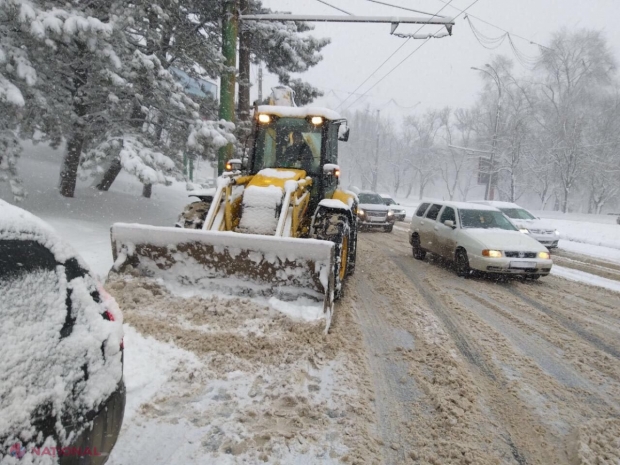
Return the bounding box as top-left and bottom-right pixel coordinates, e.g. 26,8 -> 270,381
471,65 -> 502,201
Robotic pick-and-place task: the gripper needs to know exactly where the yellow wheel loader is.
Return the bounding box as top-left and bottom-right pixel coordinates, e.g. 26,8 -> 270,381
110,103 -> 357,331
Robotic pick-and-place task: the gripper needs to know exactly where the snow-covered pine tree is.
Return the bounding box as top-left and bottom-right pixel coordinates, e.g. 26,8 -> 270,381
0,0 -> 234,199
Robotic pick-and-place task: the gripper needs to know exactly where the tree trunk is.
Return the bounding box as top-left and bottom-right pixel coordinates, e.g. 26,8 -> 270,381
59,134 -> 85,197
59,45 -> 88,198
96,158 -> 122,191
96,102 -> 145,192
406,178 -> 414,198
142,183 -> 152,198
418,181 -> 425,200
562,187 -> 570,213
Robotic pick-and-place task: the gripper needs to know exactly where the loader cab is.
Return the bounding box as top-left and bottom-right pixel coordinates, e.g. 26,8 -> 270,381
249,108 -> 348,201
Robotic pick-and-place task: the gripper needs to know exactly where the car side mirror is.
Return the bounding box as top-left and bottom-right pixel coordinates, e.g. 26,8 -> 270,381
444,220 -> 456,229
338,124 -> 350,142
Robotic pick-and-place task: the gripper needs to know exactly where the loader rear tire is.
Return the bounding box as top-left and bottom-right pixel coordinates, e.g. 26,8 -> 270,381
311,210 -> 351,301
177,200 -> 211,229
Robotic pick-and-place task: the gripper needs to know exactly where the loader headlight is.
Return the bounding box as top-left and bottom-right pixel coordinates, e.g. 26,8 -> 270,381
482,249 -> 502,258
519,228 -> 529,234
225,158 -> 242,171
311,116 -> 324,125
538,251 -> 550,259
258,114 -> 271,124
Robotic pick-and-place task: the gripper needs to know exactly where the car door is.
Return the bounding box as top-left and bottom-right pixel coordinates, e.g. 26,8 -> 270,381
419,203 -> 443,253
434,206 -> 458,259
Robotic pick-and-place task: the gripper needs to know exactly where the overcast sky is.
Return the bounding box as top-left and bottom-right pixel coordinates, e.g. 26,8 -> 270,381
252,0 -> 620,122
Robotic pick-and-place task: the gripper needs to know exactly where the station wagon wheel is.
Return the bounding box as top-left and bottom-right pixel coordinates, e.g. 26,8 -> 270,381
455,249 -> 471,278
412,234 -> 426,260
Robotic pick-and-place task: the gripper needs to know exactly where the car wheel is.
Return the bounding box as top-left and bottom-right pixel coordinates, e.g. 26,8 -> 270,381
412,234 -> 426,260
455,249 -> 471,278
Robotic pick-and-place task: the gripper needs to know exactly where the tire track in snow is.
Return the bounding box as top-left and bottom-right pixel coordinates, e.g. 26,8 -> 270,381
346,271 -> 419,464
357,231 -> 549,464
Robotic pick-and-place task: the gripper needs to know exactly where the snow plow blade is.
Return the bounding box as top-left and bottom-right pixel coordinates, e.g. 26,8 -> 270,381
109,223 -> 335,331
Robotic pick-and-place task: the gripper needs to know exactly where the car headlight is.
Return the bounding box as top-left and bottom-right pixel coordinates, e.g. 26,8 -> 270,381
387,210 -> 394,216
358,209 -> 365,216
538,251 -> 550,259
482,249 -> 503,258
554,230 -> 560,236
519,228 -> 529,234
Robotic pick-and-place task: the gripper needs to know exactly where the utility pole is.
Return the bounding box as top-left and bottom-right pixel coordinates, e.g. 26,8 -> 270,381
237,0 -> 251,122
372,110 -> 380,191
471,65 -> 502,200
218,0 -> 238,175
488,96 -> 501,201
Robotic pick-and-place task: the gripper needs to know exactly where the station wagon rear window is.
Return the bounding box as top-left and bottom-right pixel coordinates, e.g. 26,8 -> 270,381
459,209 -> 517,230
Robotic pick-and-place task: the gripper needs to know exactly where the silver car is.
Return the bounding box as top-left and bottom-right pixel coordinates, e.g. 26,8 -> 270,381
379,194 -> 406,221
357,191 -> 396,232
471,201 -> 560,249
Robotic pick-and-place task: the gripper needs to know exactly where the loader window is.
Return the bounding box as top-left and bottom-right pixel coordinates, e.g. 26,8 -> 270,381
253,117 -> 322,174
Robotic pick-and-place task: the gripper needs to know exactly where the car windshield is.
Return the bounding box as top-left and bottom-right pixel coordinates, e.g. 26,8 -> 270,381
499,208 -> 536,220
382,197 -> 395,205
459,209 -> 518,230
253,117 -> 322,175
358,193 -> 385,204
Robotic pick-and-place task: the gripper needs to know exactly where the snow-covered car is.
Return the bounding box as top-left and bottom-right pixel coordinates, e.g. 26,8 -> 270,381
0,200 -> 125,463
379,194 -> 406,221
357,191 -> 396,232
409,201 -> 553,279
470,201 -> 560,249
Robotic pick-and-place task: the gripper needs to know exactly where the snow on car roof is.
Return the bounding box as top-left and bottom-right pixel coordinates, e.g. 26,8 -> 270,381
421,199 -> 500,211
257,105 -> 342,121
469,200 -> 522,209
379,193 -> 393,198
0,199 -> 78,263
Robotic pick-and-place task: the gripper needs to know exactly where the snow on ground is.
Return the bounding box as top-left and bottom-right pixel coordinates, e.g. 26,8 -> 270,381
551,266 -> 620,294
0,141 -> 190,279
534,213 -> 620,251
556,240 -> 620,265
106,277 -> 375,464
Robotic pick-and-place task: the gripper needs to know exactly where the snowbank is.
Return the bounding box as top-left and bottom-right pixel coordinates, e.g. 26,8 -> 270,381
551,266 -> 620,294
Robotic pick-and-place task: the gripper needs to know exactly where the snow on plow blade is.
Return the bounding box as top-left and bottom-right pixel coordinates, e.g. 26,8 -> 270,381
110,223 -> 335,330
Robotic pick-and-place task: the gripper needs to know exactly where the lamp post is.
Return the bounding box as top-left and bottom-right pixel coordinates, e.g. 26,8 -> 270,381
471,64 -> 502,200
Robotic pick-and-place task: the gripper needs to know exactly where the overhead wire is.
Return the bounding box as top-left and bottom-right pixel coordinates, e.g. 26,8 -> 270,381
432,0 -> 552,50
465,16 -> 539,68
361,0 -> 446,18
314,0 -> 352,15
335,0 -> 456,110
342,0 -> 481,112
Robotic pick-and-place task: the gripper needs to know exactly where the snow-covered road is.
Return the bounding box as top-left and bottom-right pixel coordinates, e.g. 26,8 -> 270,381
351,228 -> 620,464
103,226 -> 620,464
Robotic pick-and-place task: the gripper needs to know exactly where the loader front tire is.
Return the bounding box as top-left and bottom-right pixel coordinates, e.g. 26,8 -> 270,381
311,210 -> 351,301
177,200 -> 211,229
346,221 -> 357,277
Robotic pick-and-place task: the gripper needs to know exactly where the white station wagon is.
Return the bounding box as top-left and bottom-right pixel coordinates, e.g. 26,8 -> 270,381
408,201 -> 553,279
